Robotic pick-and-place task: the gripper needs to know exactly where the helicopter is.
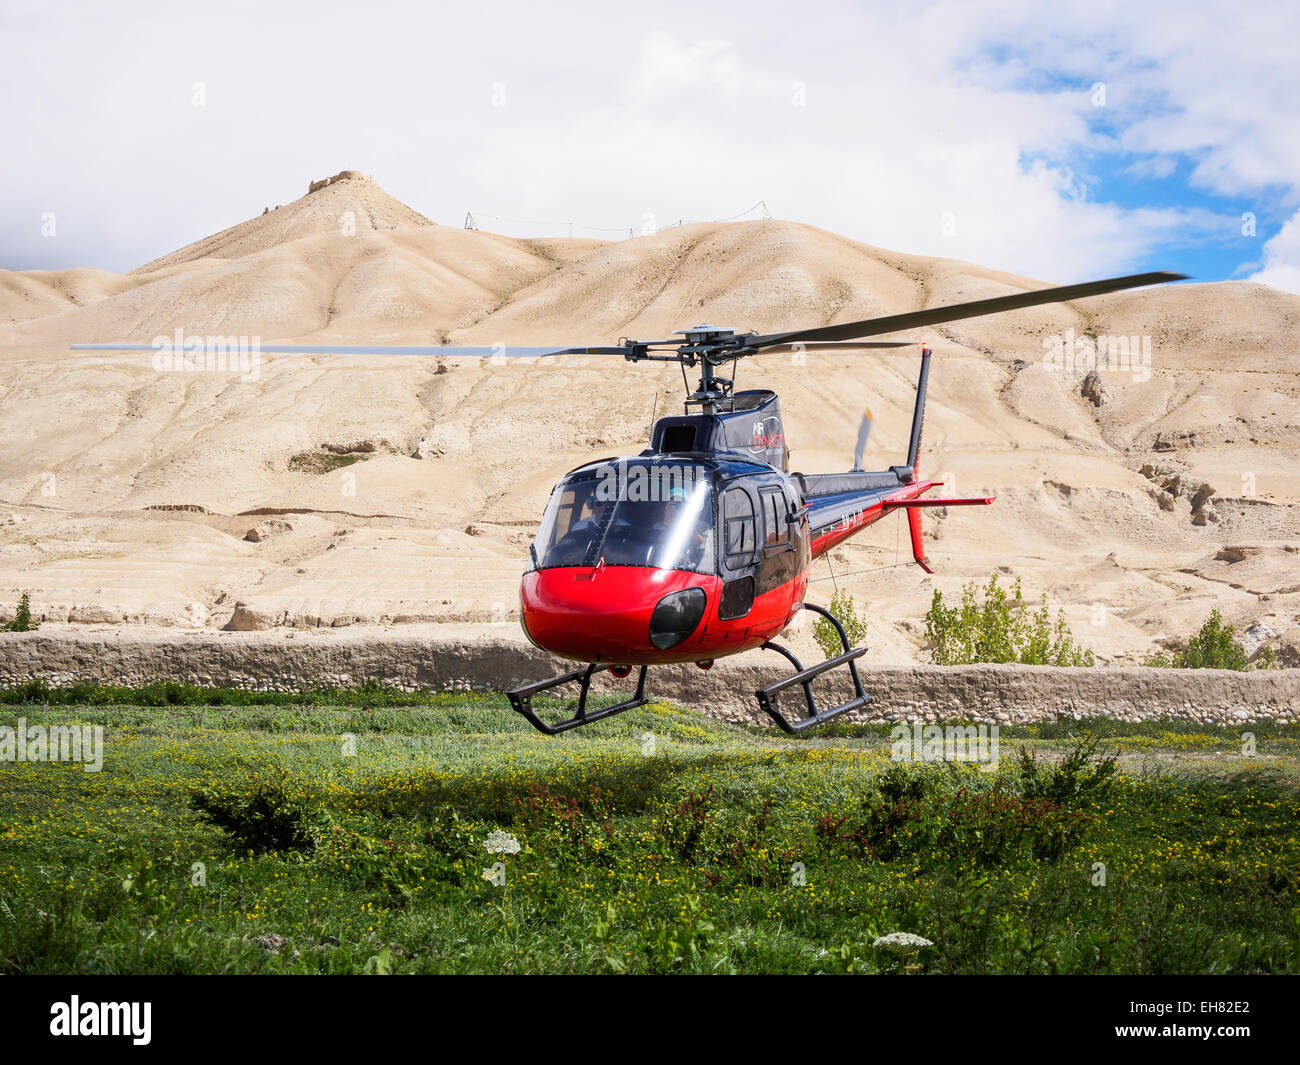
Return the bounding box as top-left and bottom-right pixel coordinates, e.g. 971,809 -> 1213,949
75,269 -> 1185,734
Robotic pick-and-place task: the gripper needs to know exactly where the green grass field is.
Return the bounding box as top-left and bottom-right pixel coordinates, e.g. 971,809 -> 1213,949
1,688 -> 1297,974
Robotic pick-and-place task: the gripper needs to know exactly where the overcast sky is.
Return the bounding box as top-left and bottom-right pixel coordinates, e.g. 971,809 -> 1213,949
3,0 -> 1297,290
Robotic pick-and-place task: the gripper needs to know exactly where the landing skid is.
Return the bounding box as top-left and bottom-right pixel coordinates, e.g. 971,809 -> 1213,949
508,602 -> 871,736
755,602 -> 873,734
507,663 -> 649,735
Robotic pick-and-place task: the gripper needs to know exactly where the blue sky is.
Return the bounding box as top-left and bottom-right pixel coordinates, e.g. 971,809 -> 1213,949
2,0 -> 1297,291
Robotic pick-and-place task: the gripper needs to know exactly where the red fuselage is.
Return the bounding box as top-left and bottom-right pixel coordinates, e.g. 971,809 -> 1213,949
518,453 -> 943,668
520,564 -> 807,666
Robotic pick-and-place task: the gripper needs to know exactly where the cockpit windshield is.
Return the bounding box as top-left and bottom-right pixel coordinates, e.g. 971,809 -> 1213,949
533,462 -> 714,574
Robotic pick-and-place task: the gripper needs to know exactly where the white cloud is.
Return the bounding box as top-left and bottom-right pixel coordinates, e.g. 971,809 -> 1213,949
1249,212 -> 1300,294
632,30 -> 750,100
0,0 -> 1295,287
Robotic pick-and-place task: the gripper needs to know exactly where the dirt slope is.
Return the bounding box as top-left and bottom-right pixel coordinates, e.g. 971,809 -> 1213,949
0,178 -> 1296,667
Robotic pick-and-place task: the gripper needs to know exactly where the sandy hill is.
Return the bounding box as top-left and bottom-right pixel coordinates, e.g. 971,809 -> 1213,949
133,171 -> 436,274
0,177 -> 1296,668
0,266 -> 141,325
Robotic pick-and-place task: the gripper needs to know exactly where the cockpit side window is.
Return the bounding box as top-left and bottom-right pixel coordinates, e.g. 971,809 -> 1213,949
535,476 -> 606,568
760,486 -> 789,548
722,485 -> 757,568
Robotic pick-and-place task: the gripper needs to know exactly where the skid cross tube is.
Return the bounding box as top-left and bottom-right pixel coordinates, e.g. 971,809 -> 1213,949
507,663 -> 649,735
754,602 -> 873,733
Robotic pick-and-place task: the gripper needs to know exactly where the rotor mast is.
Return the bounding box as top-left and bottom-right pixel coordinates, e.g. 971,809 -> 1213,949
674,325 -> 738,414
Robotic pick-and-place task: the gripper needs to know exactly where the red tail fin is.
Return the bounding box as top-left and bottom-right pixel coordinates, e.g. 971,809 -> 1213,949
907,505 -> 934,574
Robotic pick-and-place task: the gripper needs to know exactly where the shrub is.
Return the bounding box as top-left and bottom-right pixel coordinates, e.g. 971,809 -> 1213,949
1144,609 -> 1270,670
924,574 -> 1094,666
935,788 -> 1090,865
314,807 -> 477,903
2,677 -> 51,703
824,779 -> 1090,869
817,752 -> 1108,870
877,760 -> 930,804
813,588 -> 869,658
659,784 -> 717,863
1015,737 -> 1117,807
2,593 -> 37,632
190,772 -> 321,851
288,451 -> 365,475
512,783 -> 617,860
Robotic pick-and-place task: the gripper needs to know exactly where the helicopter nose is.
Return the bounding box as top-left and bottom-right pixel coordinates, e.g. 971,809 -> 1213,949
519,566 -> 715,664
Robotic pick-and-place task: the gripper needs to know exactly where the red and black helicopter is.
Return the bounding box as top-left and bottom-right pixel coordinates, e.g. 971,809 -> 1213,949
76,270 -> 1183,733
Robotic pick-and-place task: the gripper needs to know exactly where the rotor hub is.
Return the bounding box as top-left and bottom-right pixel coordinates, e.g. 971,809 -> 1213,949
674,324 -> 736,346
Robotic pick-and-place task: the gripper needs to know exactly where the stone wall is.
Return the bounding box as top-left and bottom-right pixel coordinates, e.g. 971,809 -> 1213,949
0,627 -> 1295,727
307,170 -> 365,194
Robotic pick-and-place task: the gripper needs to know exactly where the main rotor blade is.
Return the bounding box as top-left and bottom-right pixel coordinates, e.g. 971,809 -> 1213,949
754,340 -> 912,352
70,343 -> 632,357
743,271 -> 1188,350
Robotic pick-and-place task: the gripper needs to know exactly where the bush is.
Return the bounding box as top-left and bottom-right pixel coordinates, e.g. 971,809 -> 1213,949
877,760 -> 929,804
2,593 -> 37,632
820,767 -> 1092,869
190,772 -> 321,851
2,677 -> 51,703
935,788 -> 1089,865
1016,737 -> 1117,807
924,574 -> 1094,666
288,451 -> 365,474
1144,609 -> 1271,670
813,588 -> 869,659
314,807 -> 478,903
512,783 -> 617,861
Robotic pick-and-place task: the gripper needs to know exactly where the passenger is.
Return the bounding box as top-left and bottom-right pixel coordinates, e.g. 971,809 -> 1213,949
646,486 -> 712,569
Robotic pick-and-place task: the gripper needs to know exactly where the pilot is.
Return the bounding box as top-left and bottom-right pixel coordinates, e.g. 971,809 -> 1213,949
571,496 -> 612,536
550,495 -> 613,559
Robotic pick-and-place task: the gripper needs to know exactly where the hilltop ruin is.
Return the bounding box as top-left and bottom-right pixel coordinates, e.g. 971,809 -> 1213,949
308,170 -> 366,194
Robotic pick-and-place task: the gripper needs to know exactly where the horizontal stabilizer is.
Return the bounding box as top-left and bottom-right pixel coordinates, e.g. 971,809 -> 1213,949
894,494 -> 995,574
882,496 -> 996,510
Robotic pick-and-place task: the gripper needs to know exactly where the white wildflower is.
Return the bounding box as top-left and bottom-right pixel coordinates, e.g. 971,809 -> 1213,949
871,932 -> 934,956
484,829 -> 521,856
